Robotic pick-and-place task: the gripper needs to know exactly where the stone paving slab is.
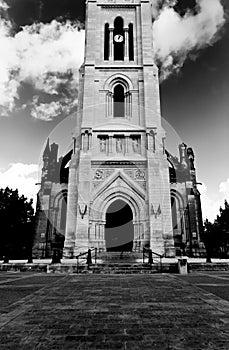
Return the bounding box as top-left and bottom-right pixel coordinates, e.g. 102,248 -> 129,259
0,274 -> 229,349
176,272 -> 229,303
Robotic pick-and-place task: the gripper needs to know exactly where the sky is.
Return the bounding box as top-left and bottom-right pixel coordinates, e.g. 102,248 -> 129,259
0,0 -> 228,222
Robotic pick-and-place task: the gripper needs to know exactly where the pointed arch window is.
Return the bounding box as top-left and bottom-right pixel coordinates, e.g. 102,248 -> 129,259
114,17 -> 124,61
170,191 -> 186,254
60,194 -> 67,231
114,84 -> 125,118
171,197 -> 178,230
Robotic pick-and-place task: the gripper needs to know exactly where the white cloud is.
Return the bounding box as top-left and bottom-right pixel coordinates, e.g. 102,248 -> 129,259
199,178 -> 229,222
0,9 -> 20,113
30,94 -> 77,121
198,183 -> 221,222
0,163 -> 38,207
16,21 -> 84,89
0,0 -> 8,10
0,0 -> 84,119
152,0 -> 226,80
0,0 -> 226,117
30,99 -> 63,121
219,178 -> 229,200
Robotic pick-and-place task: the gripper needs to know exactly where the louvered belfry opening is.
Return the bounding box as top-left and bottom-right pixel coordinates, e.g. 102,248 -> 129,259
114,17 -> 124,61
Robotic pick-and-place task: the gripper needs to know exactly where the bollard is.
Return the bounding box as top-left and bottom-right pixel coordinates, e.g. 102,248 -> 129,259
178,258 -> 188,274
87,249 -> 92,270
148,249 -> 153,265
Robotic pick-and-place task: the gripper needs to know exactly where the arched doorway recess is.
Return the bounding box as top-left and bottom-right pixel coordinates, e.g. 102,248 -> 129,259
105,199 -> 134,252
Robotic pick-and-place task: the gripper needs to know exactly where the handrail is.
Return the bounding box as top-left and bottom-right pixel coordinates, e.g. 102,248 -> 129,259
151,251 -> 164,258
75,248 -> 97,273
143,248 -> 163,272
143,248 -> 164,259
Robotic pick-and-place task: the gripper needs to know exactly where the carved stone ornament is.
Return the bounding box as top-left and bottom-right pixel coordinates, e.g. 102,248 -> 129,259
116,138 -> 123,153
79,204 -> 87,219
135,169 -> 145,180
124,169 -> 134,179
100,138 -> 107,153
105,169 -> 114,178
132,138 -> 140,153
94,169 -> 104,180
151,204 -> 162,219
93,182 -> 102,190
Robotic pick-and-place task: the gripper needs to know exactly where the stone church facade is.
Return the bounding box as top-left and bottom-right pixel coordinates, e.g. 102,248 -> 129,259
34,0 -> 203,258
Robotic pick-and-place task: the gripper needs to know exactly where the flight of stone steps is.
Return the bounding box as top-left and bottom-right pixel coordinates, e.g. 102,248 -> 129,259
86,251 -> 163,274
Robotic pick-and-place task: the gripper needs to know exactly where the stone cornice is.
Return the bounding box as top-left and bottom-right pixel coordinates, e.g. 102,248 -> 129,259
98,0 -> 139,7
94,64 -> 143,69
101,5 -> 137,8
92,160 -> 147,167
97,0 -> 139,6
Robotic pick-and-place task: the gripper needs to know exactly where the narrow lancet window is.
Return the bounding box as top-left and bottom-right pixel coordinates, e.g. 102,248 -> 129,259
104,23 -> 109,61
114,84 -> 125,118
129,23 -> 134,61
114,17 -> 124,61
60,195 -> 67,231
171,197 -> 178,230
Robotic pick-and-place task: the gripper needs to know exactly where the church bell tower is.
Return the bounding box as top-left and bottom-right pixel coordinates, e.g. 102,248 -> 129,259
63,0 -> 175,258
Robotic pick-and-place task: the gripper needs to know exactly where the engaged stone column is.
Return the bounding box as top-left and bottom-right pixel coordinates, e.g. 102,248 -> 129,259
133,223 -> 139,251
63,154 -> 79,258
124,28 -> 129,61
100,223 -> 106,251
128,136 -> 132,155
109,135 -> 113,154
109,28 -> 114,60
89,132 -> 92,150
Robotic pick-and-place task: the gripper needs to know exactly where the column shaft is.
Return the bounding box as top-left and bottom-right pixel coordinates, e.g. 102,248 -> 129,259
124,28 -> 129,61
109,29 -> 114,60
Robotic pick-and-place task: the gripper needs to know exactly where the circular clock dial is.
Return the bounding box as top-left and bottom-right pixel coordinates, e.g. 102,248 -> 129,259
114,34 -> 124,43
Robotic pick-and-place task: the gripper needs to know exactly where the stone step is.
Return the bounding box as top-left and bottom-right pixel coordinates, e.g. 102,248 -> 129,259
2,261 -> 228,274
93,263 -> 154,268
46,262 -> 163,274
86,263 -> 161,274
98,252 -> 142,257
97,252 -> 144,264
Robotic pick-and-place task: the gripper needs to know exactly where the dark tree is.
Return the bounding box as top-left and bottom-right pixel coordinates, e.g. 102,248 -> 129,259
0,187 -> 35,261
217,200 -> 229,256
204,200 -> 229,260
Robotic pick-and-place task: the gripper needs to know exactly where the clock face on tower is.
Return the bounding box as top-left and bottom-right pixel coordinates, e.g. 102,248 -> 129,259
114,34 -> 124,43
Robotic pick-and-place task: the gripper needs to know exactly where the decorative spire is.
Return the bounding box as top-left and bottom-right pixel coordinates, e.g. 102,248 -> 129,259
179,143 -> 188,169
187,147 -> 195,170
43,138 -> 50,158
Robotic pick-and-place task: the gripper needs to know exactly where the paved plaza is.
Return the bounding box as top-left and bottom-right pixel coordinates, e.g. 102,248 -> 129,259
0,272 -> 229,349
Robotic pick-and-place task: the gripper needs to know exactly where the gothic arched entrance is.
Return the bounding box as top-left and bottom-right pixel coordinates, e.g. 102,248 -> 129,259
105,199 -> 134,252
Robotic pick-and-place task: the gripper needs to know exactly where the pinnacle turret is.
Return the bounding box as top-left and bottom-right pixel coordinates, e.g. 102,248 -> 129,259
43,138 -> 50,158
